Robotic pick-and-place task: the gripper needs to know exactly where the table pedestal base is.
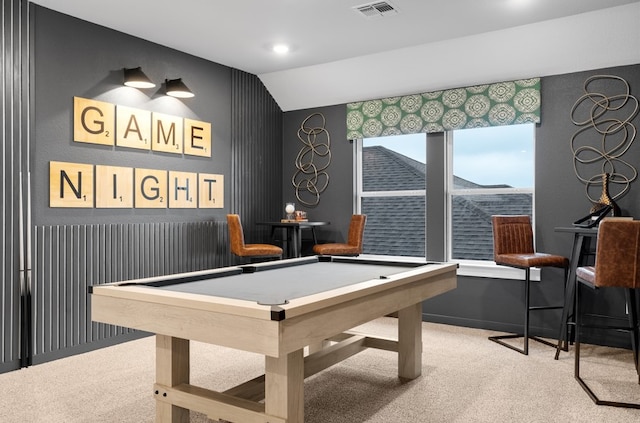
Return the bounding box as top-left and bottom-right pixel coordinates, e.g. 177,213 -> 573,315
153,305 -> 423,423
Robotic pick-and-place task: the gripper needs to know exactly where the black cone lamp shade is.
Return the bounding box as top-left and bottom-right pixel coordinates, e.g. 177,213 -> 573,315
165,78 -> 195,98
123,67 -> 155,89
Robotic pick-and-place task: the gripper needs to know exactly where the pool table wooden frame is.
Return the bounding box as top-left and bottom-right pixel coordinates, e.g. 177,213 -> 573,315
90,256 -> 457,423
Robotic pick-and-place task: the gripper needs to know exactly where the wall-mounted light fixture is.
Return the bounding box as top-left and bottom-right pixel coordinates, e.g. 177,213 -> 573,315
123,67 -> 156,89
165,78 -> 195,98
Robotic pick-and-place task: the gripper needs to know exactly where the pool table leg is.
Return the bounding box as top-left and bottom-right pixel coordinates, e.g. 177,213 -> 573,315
398,302 -> 422,380
265,348 -> 304,423
156,335 -> 190,423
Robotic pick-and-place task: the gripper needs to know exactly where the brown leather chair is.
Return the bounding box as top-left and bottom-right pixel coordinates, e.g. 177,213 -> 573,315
227,214 -> 282,262
490,215 -> 569,355
312,214 -> 366,256
574,219 -> 640,409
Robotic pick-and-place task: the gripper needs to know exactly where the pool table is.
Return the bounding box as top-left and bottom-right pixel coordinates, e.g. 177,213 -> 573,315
90,256 -> 457,423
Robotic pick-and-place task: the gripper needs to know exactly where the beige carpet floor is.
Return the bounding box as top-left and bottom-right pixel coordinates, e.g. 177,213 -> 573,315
1,318 -> 639,422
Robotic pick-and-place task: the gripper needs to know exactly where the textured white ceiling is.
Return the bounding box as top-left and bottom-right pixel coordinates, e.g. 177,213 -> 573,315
30,0 -> 640,110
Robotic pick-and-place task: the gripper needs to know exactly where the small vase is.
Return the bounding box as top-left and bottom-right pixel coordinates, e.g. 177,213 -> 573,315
590,173 -> 621,216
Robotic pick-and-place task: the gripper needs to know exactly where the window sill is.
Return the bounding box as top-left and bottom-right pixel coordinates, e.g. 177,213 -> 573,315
454,259 -> 540,281
358,255 -> 539,281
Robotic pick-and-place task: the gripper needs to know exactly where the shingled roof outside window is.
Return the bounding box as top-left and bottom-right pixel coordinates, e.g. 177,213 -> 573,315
361,146 -> 531,259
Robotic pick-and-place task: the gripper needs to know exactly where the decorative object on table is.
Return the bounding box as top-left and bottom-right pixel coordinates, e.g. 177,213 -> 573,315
589,173 -> 621,216
570,74 -> 638,214
292,113 -> 331,206
285,202 -> 295,220
294,210 -> 307,221
572,204 -> 612,228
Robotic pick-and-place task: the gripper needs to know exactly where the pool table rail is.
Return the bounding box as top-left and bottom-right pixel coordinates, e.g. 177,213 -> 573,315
91,261 -> 456,357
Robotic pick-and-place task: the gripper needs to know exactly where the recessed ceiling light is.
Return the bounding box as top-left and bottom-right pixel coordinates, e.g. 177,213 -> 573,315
509,0 -> 532,7
273,44 -> 290,54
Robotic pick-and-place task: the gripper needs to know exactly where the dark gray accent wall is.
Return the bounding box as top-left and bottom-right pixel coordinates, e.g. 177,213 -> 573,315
536,66 -> 640,246
32,6 -> 232,225
0,5 -> 284,371
30,221 -> 228,365
282,105 -> 351,253
284,64 -> 640,347
229,69 -> 283,243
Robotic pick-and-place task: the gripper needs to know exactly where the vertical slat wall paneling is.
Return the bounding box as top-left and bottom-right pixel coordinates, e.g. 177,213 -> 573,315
1,0 -> 29,373
18,0 -> 30,368
230,69 -> 283,244
30,221 -> 227,364
0,28 -> 281,370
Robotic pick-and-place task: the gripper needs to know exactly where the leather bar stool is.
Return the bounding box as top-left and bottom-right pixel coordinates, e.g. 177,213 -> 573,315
574,219 -> 640,408
490,215 -> 569,355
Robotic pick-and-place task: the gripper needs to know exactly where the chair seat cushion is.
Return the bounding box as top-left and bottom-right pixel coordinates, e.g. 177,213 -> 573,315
313,243 -> 360,256
239,244 -> 283,257
576,266 -> 596,287
495,252 -> 569,269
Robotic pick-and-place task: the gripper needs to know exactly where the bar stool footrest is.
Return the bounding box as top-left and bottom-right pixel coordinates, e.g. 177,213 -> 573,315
575,374 -> 640,409
489,334 -> 557,355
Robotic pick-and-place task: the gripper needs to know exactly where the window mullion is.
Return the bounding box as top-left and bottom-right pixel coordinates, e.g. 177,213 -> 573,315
451,188 -> 533,195
361,190 -> 426,197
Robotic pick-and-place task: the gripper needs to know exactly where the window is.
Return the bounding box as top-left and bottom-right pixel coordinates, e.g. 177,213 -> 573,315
448,124 -> 535,262
355,123 -> 535,272
356,134 -> 426,257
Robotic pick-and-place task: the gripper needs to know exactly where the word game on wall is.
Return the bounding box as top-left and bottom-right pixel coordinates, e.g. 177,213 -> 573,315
73,97 -> 212,155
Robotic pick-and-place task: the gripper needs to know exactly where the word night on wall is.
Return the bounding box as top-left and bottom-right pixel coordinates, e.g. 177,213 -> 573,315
73,97 -> 212,157
50,161 -> 223,209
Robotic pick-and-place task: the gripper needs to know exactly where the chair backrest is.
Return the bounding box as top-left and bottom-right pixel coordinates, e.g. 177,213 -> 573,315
593,219 -> 640,289
491,215 -> 535,259
347,214 -> 367,250
227,214 -> 245,255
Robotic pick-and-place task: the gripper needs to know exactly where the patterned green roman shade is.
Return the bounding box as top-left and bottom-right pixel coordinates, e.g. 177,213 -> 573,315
346,78 -> 540,139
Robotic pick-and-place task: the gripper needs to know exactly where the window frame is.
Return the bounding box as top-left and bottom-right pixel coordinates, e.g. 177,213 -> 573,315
446,124 -> 538,279
354,125 -> 540,280
354,137 -> 428,257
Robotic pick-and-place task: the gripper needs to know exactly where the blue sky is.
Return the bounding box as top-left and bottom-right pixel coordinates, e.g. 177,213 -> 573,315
363,123 -> 534,188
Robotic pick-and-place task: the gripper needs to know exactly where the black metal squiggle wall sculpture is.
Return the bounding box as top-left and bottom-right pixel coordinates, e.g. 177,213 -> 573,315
292,113 -> 331,206
570,74 -> 638,204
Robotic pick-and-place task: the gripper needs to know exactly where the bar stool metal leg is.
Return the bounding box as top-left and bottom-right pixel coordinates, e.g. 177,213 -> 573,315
627,289 -> 639,382
574,283 -> 640,409
489,269 -> 559,355
555,233 -> 588,360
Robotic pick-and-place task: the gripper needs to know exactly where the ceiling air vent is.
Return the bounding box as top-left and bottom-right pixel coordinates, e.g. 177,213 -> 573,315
353,1 -> 398,19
